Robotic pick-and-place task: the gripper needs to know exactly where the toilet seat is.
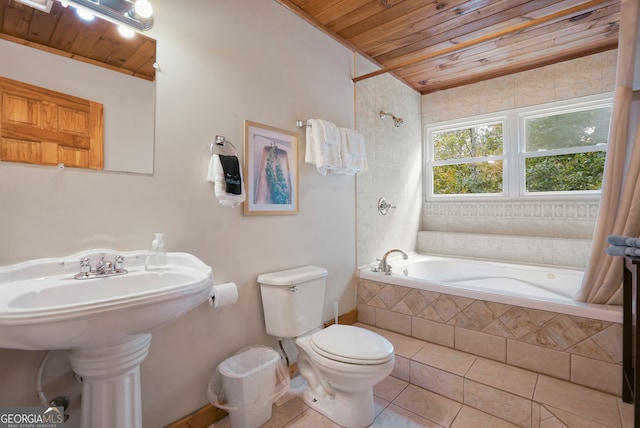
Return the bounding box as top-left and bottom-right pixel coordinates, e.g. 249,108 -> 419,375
310,324 -> 394,365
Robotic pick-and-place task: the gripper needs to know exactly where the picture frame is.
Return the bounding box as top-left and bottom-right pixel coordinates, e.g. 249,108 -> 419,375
243,120 -> 299,215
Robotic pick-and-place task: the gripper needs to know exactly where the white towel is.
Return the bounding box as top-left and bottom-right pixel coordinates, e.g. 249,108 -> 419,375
304,119 -> 342,175
207,154 -> 246,207
339,128 -> 367,175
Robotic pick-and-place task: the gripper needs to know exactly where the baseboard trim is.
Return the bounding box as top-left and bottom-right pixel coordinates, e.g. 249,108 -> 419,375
323,307 -> 358,327
165,404 -> 227,428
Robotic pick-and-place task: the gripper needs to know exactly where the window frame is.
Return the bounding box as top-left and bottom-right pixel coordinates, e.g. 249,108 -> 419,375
424,93 -> 613,201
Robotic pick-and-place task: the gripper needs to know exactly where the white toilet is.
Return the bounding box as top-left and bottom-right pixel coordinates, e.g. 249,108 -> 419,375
258,266 -> 395,428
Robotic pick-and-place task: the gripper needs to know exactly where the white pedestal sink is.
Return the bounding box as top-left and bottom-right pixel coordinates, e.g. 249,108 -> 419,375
0,249 -> 213,428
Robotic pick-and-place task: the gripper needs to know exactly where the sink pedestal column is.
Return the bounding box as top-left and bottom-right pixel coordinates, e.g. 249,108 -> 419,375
68,334 -> 152,428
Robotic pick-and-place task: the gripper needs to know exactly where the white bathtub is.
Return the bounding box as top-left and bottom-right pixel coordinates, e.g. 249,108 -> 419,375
359,254 -> 621,323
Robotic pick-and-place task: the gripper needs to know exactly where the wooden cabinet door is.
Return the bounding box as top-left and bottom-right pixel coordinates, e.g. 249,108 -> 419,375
0,77 -> 103,169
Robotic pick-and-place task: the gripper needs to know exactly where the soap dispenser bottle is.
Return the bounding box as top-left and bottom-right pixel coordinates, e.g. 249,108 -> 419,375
145,233 -> 167,272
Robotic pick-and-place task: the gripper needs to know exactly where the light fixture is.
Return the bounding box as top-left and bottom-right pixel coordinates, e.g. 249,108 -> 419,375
75,7 -> 95,21
132,0 -> 152,19
65,0 -> 154,31
117,25 -> 135,38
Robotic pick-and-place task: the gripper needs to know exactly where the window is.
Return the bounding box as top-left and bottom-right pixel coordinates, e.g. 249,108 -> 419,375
431,120 -> 506,195
425,94 -> 612,199
521,105 -> 611,194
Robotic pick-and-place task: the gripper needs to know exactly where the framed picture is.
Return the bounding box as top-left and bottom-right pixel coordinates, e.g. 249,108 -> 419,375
243,120 -> 299,215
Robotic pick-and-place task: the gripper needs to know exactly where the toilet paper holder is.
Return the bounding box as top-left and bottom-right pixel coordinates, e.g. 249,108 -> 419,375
209,282 -> 239,308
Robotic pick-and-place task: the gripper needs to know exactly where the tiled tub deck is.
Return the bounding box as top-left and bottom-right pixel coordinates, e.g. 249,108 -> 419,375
357,277 -> 626,426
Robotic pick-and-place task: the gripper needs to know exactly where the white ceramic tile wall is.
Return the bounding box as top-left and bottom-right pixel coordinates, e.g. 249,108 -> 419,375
417,230 -> 592,268
423,201 -> 600,240
421,51 -> 617,124
354,56 -> 422,267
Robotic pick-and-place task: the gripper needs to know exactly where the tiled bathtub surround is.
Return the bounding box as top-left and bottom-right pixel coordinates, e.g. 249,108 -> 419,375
357,278 -> 622,397
420,200 -> 598,268
418,53 -> 613,267
421,51 -> 617,125
423,200 -> 599,240
354,55 -> 423,267
417,231 -> 592,268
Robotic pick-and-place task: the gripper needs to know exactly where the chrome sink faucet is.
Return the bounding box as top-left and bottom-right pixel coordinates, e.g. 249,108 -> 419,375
75,254 -> 127,280
375,249 -> 408,275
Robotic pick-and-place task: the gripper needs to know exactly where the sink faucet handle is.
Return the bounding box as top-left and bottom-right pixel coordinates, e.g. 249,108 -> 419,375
115,255 -> 124,270
80,257 -> 91,274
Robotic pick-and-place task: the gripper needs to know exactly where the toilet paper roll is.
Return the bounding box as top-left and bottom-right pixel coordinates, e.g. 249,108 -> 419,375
209,282 -> 238,308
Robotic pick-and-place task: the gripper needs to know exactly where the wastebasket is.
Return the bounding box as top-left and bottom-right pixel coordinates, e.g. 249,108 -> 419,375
208,346 -> 289,428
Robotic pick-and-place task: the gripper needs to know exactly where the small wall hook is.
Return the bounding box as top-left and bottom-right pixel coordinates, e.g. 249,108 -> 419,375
378,197 -> 396,215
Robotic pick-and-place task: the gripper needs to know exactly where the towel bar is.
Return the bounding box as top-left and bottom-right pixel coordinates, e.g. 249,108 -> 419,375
296,120 -> 310,128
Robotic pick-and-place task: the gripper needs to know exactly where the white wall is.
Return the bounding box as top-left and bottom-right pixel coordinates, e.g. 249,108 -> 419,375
0,1 -> 356,426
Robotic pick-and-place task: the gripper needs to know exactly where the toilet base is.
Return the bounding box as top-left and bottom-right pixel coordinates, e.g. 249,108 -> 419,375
302,386 -> 375,428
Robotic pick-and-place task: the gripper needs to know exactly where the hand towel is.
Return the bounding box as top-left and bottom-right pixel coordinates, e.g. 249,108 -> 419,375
608,235 -> 632,246
304,119 -> 342,175
625,247 -> 640,257
606,246 -> 627,256
607,235 -> 640,248
219,154 -> 242,195
606,245 -> 640,257
339,127 -> 367,175
207,154 -> 245,207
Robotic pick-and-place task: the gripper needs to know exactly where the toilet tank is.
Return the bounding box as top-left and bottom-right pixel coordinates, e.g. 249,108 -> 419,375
257,265 -> 328,338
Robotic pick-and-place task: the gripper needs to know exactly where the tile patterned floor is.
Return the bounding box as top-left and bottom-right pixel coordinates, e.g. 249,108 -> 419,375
209,381 -> 521,428
209,323 -> 633,428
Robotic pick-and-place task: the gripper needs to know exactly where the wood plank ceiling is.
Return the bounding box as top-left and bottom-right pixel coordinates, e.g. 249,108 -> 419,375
276,0 -> 621,94
0,0 -> 155,81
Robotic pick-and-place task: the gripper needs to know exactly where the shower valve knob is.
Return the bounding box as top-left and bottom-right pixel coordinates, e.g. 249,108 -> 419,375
377,197 -> 396,215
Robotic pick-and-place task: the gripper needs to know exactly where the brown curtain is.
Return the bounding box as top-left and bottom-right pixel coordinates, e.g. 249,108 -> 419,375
576,0 -> 640,304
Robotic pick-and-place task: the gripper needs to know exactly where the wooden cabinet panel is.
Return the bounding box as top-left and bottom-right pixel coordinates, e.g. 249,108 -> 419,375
0,76 -> 103,169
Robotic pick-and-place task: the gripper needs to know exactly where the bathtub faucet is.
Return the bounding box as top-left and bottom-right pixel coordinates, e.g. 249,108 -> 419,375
380,249 -> 408,275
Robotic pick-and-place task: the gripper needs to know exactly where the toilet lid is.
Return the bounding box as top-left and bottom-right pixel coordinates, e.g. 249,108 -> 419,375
310,324 -> 394,365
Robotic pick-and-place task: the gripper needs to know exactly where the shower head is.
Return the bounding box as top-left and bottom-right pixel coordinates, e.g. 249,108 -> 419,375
380,110 -> 404,127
